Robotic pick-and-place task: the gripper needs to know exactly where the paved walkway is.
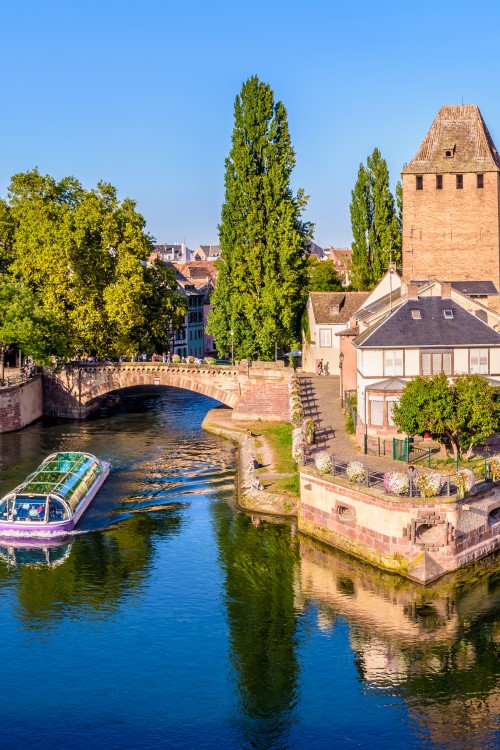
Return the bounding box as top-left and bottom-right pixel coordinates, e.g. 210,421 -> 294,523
299,373 -> 407,473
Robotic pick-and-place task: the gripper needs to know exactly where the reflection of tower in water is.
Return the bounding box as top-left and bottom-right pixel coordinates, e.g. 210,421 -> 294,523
297,537 -> 500,749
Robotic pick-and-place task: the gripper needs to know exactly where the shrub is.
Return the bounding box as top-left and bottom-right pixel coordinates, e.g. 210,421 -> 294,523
171,354 -> 180,363
383,471 -> 409,495
346,461 -> 366,483
315,452 -> 332,474
415,472 -> 443,499
345,412 -> 355,434
203,357 -> 215,365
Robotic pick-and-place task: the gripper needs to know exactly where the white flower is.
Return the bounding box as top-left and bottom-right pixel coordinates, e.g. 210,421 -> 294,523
315,452 -> 332,474
346,461 -> 366,483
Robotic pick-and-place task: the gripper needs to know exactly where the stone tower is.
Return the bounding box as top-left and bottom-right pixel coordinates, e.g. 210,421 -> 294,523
402,105 -> 500,288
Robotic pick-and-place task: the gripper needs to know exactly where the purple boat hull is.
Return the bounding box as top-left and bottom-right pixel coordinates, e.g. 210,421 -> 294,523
0,462 -> 110,536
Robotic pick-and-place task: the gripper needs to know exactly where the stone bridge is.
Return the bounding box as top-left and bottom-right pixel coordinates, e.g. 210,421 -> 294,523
42,361 -> 291,422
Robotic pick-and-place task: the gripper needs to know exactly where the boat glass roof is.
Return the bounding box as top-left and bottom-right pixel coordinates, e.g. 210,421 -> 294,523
14,452 -> 104,512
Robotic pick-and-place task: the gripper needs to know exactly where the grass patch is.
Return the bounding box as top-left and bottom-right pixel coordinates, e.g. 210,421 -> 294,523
257,422 -> 295,474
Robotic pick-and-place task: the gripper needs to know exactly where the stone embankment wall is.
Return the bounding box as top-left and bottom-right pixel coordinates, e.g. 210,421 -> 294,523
0,376 -> 43,433
299,467 -> 500,584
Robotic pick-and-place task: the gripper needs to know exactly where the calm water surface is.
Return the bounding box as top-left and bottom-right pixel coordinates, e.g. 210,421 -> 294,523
0,387 -> 498,750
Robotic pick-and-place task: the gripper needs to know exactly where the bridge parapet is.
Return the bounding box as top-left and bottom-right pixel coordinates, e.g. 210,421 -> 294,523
42,361 -> 290,423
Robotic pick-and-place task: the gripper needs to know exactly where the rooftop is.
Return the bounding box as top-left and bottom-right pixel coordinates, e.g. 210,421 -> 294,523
353,296 -> 500,348
402,105 -> 500,174
310,291 -> 370,325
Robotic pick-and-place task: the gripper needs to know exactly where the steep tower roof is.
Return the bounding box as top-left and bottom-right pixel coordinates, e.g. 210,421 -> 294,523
402,105 -> 500,174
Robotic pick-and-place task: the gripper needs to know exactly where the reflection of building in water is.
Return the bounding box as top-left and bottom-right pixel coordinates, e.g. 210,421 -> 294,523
297,538 -> 500,747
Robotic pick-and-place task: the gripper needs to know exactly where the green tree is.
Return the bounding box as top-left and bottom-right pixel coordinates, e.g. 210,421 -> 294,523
5,169 -> 186,357
307,258 -> 343,292
0,274 -> 68,365
349,148 -> 401,290
392,373 -> 500,459
207,75 -> 312,360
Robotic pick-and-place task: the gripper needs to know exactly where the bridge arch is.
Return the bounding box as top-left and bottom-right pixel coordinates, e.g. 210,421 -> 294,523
42,362 -> 290,423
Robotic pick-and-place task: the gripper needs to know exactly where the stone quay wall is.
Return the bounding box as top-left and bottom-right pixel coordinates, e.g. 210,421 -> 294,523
299,467 -> 500,584
0,376 -> 43,433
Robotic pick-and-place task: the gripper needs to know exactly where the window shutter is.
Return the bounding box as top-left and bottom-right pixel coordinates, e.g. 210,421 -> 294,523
370,400 -> 384,426
422,352 -> 431,376
470,350 -> 479,374
432,352 -> 441,373
442,352 -> 452,375
394,352 -> 403,376
479,349 -> 488,373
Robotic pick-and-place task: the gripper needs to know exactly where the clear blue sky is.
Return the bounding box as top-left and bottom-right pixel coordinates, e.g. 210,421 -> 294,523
2,0 -> 500,249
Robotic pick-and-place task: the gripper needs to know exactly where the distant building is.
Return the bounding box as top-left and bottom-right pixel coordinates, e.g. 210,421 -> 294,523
151,243 -> 193,264
193,245 -> 222,261
307,241 -> 326,260
324,247 -> 352,286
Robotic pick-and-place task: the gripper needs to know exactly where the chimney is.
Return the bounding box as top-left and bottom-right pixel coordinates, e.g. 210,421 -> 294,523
441,281 -> 452,298
407,283 -> 419,300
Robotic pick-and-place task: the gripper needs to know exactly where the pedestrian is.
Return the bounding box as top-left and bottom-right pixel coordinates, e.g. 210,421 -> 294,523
407,465 -> 417,493
162,352 -> 167,363
317,359 -> 323,376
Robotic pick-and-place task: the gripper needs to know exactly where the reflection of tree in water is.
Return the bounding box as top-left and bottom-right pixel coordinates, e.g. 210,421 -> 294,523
0,512 -> 183,630
211,501 -> 299,747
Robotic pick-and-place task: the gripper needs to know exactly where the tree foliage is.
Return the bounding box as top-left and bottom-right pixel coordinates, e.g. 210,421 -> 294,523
0,274 -> 68,364
2,169 -> 186,358
392,373 -> 500,459
307,258 -> 343,292
207,75 -> 312,360
350,148 -> 401,290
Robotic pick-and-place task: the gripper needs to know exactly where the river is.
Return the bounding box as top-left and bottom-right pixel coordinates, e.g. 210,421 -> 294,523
0,387 -> 498,750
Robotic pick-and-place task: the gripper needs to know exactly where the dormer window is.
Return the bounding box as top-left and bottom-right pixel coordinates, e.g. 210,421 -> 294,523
443,309 -> 454,319
411,309 -> 422,320
444,146 -> 455,158
330,305 -> 340,315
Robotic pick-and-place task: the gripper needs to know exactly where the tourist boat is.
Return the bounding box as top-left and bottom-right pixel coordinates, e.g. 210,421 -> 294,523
0,452 -> 110,535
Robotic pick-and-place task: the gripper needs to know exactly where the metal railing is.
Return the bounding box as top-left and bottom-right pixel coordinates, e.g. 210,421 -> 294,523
302,452 -> 496,499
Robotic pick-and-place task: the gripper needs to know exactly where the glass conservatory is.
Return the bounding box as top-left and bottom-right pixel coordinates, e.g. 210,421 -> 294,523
0,452 -> 110,532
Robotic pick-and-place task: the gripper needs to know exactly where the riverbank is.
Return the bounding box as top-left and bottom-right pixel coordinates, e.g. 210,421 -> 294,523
201,406 -> 298,516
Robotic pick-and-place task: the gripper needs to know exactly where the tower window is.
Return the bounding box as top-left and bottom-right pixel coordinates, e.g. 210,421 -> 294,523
477,174 -> 484,188
456,174 -> 463,189
416,175 -> 423,190
436,175 -> 443,189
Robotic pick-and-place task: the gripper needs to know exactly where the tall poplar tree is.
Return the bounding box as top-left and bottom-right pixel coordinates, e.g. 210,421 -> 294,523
349,148 -> 401,290
207,76 -> 312,360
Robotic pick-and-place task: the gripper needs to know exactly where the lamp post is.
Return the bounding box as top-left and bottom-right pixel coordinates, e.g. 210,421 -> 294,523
230,329 -> 234,366
339,351 -> 344,405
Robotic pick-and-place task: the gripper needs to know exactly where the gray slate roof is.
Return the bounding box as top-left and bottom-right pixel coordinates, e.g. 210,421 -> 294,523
353,297 -> 500,348
449,280 -> 498,296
